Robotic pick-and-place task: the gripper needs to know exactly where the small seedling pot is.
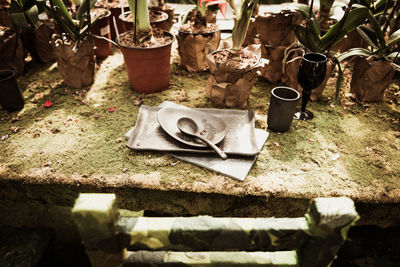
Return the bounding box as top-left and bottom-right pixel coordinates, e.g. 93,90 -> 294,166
267,86 -> 300,132
117,31 -> 174,94
91,10 -> 112,58
0,69 -> 24,112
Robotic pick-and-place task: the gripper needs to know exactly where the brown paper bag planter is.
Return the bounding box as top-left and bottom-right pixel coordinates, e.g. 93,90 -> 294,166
0,26 -> 24,77
350,57 -> 396,102
51,34 -> 95,88
117,30 -> 174,94
22,20 -> 56,63
177,25 -> 220,72
284,54 -> 333,101
256,10 -> 300,47
205,45 -> 266,108
255,10 -> 301,83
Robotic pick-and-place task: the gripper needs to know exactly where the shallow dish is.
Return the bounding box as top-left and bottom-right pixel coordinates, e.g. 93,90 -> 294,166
158,107 -> 227,148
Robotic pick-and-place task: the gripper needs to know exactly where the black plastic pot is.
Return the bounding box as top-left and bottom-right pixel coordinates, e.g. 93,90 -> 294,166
267,86 -> 300,132
0,69 -> 24,112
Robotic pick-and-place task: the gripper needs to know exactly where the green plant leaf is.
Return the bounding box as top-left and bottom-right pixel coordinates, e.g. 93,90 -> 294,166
357,25 -> 379,49
25,4 -> 39,27
293,3 -> 321,35
9,11 -> 30,28
388,29 -> 400,47
293,24 -> 322,52
76,0 -> 97,20
232,0 -> 255,51
337,47 -> 372,62
320,4 -> 369,51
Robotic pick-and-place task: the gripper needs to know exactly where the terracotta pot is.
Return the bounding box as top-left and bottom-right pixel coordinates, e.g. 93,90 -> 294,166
91,10 -> 112,58
177,26 -> 220,72
350,57 -> 395,102
110,6 -> 129,40
119,10 -> 169,33
150,5 -> 174,31
0,69 -> 24,112
117,30 -> 174,94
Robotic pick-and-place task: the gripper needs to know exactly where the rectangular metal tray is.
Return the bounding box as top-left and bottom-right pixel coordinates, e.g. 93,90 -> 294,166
126,103 -> 259,156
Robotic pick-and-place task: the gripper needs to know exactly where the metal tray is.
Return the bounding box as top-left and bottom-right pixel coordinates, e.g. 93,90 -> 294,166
127,104 -> 259,156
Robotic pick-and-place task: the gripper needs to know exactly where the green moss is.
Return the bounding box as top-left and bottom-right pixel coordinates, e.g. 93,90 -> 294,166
1,51 -> 400,200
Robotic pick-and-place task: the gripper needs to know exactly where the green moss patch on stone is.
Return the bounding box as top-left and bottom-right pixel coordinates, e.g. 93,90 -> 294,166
1,50 -> 400,210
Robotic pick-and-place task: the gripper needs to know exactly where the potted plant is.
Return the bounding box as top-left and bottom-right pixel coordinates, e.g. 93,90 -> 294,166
177,0 -> 223,72
116,0 -> 174,94
284,1 -> 370,101
204,0 -> 266,108
45,0 -> 99,88
9,0 -> 56,63
149,0 -> 174,31
255,7 -> 302,83
337,1 -> 400,102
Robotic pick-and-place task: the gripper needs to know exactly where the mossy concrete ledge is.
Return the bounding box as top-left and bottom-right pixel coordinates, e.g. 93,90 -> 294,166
1,51 -> 400,230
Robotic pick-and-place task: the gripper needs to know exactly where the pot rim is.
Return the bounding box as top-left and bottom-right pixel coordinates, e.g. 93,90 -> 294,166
119,10 -> 168,23
0,69 -> 15,82
271,86 -> 300,101
117,30 -> 174,50
91,9 -> 112,19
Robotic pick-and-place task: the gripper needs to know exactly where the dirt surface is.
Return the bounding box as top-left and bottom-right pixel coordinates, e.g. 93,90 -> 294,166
179,23 -> 219,35
119,29 -> 172,48
213,48 -> 259,68
0,46 -> 400,225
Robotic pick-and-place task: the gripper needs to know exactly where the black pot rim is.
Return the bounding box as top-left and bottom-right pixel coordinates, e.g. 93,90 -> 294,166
0,69 -> 15,82
302,53 -> 327,64
116,30 -> 174,50
271,86 -> 300,101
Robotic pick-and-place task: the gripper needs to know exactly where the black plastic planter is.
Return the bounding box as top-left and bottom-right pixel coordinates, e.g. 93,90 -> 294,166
0,69 -> 24,112
267,86 -> 300,132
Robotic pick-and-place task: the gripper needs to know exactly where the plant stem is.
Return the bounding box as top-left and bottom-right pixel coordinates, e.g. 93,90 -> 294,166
134,0 -> 137,44
383,0 -> 400,34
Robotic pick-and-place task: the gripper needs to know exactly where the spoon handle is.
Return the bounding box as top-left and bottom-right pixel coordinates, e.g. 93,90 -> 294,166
196,134 -> 228,160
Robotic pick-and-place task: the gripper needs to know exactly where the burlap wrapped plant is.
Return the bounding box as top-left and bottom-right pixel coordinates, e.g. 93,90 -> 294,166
51,34 -> 95,88
177,30 -> 220,72
22,21 -> 56,63
0,26 -> 24,76
255,10 -> 301,83
205,45 -> 264,108
350,57 -> 396,102
177,1 -> 221,72
256,10 -> 300,47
